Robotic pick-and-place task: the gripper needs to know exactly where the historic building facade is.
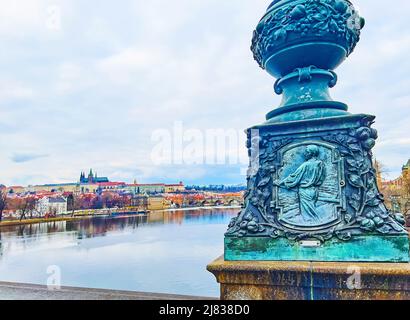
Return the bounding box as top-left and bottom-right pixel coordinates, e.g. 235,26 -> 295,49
36,196 -> 68,216
382,159 -> 410,193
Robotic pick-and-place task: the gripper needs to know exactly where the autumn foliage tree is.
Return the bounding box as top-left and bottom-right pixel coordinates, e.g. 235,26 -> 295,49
67,193 -> 84,217
100,192 -> 130,209
17,197 -> 37,221
402,170 -> 410,197
0,190 -> 7,222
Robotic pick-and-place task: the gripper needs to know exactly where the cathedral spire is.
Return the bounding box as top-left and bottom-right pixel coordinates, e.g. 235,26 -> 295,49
88,169 -> 94,183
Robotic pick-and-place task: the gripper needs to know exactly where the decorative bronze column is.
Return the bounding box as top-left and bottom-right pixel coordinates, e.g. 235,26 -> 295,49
208,0 -> 410,301
223,0 -> 409,263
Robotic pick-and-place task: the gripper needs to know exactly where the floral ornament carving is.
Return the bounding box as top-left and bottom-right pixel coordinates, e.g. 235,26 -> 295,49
226,120 -> 407,243
226,136 -> 293,238
227,212 -> 266,238
322,121 -> 406,236
251,0 -> 364,69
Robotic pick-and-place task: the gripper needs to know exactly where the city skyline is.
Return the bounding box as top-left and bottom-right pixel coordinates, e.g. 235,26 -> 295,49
1,0 -> 410,186
1,167 -> 246,189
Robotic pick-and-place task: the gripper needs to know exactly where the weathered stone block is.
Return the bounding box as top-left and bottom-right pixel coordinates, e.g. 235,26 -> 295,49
208,257 -> 410,300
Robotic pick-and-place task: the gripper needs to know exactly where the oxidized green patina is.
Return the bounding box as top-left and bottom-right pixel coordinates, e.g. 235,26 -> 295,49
225,236 -> 410,262
225,0 -> 409,262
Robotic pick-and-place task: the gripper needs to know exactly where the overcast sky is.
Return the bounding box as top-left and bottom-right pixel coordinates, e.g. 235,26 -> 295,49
0,0 -> 409,186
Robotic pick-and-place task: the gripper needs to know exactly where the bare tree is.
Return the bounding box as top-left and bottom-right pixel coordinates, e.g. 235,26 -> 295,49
17,199 -> 28,221
67,193 -> 82,217
0,190 -> 7,222
50,207 -> 58,218
374,159 -> 383,187
403,201 -> 410,217
402,170 -> 410,197
17,197 -> 37,221
27,198 -> 37,219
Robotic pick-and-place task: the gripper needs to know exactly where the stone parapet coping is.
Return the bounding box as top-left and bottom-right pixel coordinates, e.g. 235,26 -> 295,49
0,281 -> 216,300
207,256 -> 410,300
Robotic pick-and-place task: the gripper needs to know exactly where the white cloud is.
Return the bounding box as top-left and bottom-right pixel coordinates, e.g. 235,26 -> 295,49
0,0 -> 410,185
0,1 -> 43,34
0,80 -> 34,101
97,48 -> 160,73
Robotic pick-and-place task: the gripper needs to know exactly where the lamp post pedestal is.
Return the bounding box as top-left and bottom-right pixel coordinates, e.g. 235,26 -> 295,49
208,256 -> 410,300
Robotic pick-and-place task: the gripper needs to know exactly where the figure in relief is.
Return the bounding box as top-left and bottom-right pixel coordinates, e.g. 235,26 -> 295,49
275,145 -> 326,223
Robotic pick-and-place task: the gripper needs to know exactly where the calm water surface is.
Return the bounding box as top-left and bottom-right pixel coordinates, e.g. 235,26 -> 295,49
0,208 -> 238,297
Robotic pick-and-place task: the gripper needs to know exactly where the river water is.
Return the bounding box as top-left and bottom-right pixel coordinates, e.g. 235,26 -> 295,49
0,208 -> 238,298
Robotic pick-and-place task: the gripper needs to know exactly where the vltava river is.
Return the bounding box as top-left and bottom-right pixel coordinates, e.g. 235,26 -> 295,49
0,208 -> 238,297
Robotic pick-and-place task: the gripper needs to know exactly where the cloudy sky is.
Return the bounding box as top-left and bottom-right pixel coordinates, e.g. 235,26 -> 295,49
0,0 -> 409,186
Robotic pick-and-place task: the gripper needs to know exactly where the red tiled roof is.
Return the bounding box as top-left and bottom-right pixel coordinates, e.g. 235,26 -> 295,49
36,192 -> 57,196
98,182 -> 126,187
126,184 -> 165,187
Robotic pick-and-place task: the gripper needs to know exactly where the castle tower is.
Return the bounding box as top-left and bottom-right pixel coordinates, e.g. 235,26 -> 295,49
88,169 -> 94,184
402,159 -> 410,174
80,172 -> 85,183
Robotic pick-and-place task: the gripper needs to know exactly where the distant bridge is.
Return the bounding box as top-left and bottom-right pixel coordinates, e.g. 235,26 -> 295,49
167,193 -> 244,209
198,197 -> 243,207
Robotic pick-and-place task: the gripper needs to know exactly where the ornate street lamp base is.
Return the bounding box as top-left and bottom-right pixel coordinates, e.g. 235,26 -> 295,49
208,0 -> 409,300
224,114 -> 409,262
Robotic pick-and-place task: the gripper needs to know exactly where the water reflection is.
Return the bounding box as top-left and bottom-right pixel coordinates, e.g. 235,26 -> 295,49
0,208 -> 237,297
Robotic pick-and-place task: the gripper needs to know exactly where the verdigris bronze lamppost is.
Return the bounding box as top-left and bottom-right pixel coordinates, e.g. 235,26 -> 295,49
208,0 -> 410,300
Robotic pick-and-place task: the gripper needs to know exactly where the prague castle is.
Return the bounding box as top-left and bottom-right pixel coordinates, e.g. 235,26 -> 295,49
5,169 -> 185,196
79,169 -> 109,184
